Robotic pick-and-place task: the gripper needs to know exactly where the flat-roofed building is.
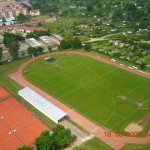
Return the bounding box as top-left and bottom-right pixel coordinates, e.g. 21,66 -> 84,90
0,25 -> 12,32
16,26 -> 46,33
53,34 -> 63,41
18,87 -> 67,123
26,38 -> 42,48
39,36 -> 58,46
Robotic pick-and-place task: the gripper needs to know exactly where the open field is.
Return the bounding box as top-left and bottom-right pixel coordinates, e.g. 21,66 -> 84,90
23,54 -> 150,134
79,137 -> 150,150
121,143 -> 150,150
38,17 -> 84,33
31,15 -> 49,21
79,137 -> 114,150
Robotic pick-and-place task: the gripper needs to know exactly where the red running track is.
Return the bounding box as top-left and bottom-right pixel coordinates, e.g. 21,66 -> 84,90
9,51 -> 150,150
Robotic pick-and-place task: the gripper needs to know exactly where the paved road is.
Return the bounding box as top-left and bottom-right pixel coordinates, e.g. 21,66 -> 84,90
60,120 -> 93,149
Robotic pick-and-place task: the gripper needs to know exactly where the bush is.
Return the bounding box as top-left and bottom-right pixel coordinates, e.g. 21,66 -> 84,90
60,40 -> 71,49
140,62 -> 146,70
84,43 -> 92,51
35,125 -> 72,150
71,37 -> 82,49
27,47 -> 38,56
18,146 -> 33,150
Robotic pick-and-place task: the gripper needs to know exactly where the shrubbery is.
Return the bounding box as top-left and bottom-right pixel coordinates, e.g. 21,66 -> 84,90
18,125 -> 72,150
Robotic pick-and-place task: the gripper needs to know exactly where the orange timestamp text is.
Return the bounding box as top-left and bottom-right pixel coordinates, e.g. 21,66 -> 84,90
104,131 -> 150,138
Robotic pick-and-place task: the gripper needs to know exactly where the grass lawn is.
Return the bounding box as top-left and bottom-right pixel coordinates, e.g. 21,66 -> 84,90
31,15 -> 49,21
77,137 -> 150,150
121,143 -> 150,150
39,17 -> 84,33
23,54 -> 150,134
79,138 -> 114,150
78,36 -> 90,42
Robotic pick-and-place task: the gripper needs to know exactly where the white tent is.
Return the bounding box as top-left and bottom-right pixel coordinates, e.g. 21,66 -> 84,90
18,87 -> 67,123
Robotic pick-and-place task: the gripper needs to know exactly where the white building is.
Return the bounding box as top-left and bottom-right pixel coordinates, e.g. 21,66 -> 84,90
18,87 -> 67,123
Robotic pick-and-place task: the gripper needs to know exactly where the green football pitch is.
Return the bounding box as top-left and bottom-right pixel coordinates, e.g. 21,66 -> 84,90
23,54 -> 150,133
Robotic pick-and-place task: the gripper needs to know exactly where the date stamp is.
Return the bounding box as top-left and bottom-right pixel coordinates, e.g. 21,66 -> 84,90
104,131 -> 150,138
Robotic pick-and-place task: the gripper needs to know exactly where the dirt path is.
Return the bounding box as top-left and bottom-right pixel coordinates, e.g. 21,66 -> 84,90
87,33 -> 120,43
9,51 -> 150,150
141,40 -> 150,44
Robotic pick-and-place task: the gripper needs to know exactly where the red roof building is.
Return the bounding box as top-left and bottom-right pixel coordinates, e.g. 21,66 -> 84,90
0,25 -> 12,32
30,9 -> 41,16
0,1 -> 27,18
16,26 -> 46,33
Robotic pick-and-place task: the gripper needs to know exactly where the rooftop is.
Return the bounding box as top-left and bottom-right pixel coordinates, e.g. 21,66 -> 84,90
26,38 -> 42,47
30,9 -> 40,13
18,87 -> 67,123
17,26 -> 46,32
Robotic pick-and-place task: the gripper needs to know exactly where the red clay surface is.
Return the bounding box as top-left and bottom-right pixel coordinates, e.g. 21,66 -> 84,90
0,87 -> 49,150
0,86 -> 11,101
9,51 -> 150,150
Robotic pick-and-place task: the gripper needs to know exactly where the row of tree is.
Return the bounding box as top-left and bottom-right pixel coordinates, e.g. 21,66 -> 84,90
18,125 -> 72,150
26,30 -> 51,39
3,33 -> 25,59
27,47 -> 43,57
17,13 -> 30,23
59,37 -> 92,51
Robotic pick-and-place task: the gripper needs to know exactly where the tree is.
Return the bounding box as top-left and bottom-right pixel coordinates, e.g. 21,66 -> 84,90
27,47 -> 38,56
2,17 -> 6,23
71,37 -> 82,49
35,125 -> 72,150
64,32 -> 73,46
140,62 -> 146,70
3,33 -> 25,59
26,31 -> 50,39
0,47 -> 2,64
50,125 -> 72,149
38,22 -> 42,26
86,3 -> 93,11
60,40 -> 71,49
35,131 -> 53,150
8,41 -> 20,59
18,146 -> 33,150
84,43 -> 92,51
17,13 -> 29,23
37,47 -> 43,53
3,33 -> 25,46
2,17 -> 6,25
48,46 -> 52,52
